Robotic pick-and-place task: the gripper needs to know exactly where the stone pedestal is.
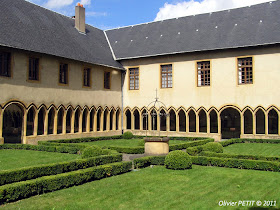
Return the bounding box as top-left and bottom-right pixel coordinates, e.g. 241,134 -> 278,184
144,137 -> 169,155
0,137 -> 4,145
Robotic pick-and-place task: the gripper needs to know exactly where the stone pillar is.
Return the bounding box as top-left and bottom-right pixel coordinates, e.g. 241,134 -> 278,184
131,113 -> 135,130
62,111 -> 66,134
44,111 -> 48,135
106,112 -> 110,131
265,112 -> 268,135
196,114 -> 199,133
112,111 -> 116,131
100,111 -> 104,131
22,109 -> 27,144
148,112 -> 151,131
86,112 -> 90,132
207,113 -> 210,134
79,111 -> 83,133
53,110 -> 58,135
166,114 -> 170,132
33,110 -> 38,136
0,108 -> 3,144
176,113 -> 179,132
186,113 -> 189,133
70,111 -> 75,133
240,112 -> 244,136
218,114 -> 221,136
93,111 -> 97,132
157,113 -> 160,132
253,112 -> 256,135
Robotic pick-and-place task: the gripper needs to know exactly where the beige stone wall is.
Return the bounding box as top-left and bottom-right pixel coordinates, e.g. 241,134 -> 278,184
121,46 -> 280,110
0,49 -> 122,108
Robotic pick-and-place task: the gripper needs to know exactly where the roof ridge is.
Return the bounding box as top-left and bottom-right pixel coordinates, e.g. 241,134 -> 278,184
105,0 -> 277,31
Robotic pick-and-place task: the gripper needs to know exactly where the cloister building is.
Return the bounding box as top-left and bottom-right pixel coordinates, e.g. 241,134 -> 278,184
0,0 -> 280,144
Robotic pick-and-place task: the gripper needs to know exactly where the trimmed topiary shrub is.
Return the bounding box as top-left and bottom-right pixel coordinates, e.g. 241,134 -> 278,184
81,146 -> 103,158
164,150 -> 192,170
123,131 -> 134,139
137,139 -> 145,146
202,142 -> 223,153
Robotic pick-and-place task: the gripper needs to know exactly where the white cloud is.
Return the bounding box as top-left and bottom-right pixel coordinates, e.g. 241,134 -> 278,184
155,0 -> 274,21
80,0 -> 91,6
45,0 -> 74,9
86,11 -> 107,17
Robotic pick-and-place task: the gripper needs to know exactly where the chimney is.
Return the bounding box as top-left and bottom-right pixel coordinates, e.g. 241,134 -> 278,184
75,3 -> 86,33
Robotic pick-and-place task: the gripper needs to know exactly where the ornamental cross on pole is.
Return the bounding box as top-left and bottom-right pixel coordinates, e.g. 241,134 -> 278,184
155,88 -> 159,102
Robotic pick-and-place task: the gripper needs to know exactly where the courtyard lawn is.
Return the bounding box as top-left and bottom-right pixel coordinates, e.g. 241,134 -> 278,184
0,150 -> 80,171
1,166 -> 279,209
76,138 -> 187,147
223,143 -> 280,156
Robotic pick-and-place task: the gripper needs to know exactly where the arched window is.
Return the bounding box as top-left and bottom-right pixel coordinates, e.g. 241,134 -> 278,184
178,110 -> 186,132
169,110 -> 176,131
134,110 -> 140,130
244,109 -> 253,134
66,108 -> 73,133
188,110 -> 196,132
96,109 -> 102,131
116,109 -> 120,130
38,107 -> 46,135
57,108 -> 64,134
103,109 -> 109,131
142,109 -> 148,130
256,109 -> 265,134
210,110 -> 218,133
199,109 -> 207,133
74,109 -> 81,133
90,109 -> 95,132
26,107 -> 35,136
150,109 -> 157,130
268,109 -> 278,134
125,110 -> 131,129
221,107 -> 240,139
48,108 -> 55,134
160,109 -> 167,131
82,109 -> 88,132
110,110 -> 114,130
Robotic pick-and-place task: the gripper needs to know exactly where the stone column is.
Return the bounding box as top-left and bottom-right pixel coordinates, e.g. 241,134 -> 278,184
240,112 -> 244,136
62,111 -> 66,134
186,113 -> 189,133
100,111 -> 104,131
157,112 -> 160,132
196,114 -> 199,133
0,108 -> 3,144
86,111 -> 90,132
53,110 -> 58,135
207,113 -> 210,134
33,110 -> 38,136
140,113 -> 143,131
131,113 -> 135,130
44,111 -> 48,135
166,114 -> 170,132
106,112 -> 110,131
79,111 -> 83,133
93,111 -> 97,132
265,112 -> 268,135
176,113 -> 179,132
253,112 -> 256,135
218,114 -> 221,136
70,111 -> 75,133
22,109 -> 27,144
112,111 -> 116,131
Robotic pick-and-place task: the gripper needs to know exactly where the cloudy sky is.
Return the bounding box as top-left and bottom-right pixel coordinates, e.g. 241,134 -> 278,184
26,0 -> 274,29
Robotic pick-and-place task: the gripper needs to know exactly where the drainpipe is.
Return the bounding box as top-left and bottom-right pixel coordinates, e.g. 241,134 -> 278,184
121,71 -> 125,134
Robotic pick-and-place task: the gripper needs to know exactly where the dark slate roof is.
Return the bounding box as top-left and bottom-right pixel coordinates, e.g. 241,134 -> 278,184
105,0 -> 280,60
0,0 -> 123,70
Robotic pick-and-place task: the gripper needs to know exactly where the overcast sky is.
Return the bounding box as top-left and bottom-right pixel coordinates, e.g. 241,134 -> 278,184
26,0 -> 274,30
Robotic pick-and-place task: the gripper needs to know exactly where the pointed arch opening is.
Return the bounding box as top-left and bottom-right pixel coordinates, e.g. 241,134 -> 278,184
199,109 -> 207,133
150,109 -> 157,130
90,109 -> 95,132
3,103 -> 23,143
133,109 -> 140,130
256,109 -> 265,134
142,109 -> 148,130
116,109 -> 120,130
244,109 -> 253,134
74,109 -> 81,133
268,109 -> 278,134
38,107 -> 46,135
26,107 -> 35,136
66,108 -> 73,133
210,110 -> 218,133
82,109 -> 88,132
160,109 -> 167,131
57,108 -> 64,134
221,107 -> 240,139
169,109 -> 176,131
188,110 -> 196,132
97,109 -> 102,131
103,109 -> 109,131
125,110 -> 131,130
178,110 -> 186,132
48,108 -> 55,134
110,110 -> 114,130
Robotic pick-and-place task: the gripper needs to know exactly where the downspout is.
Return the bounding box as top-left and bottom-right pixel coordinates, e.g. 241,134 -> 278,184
121,71 -> 125,134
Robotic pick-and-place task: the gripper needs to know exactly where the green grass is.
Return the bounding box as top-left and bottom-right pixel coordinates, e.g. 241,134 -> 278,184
1,165 -> 279,209
75,138 -> 187,147
0,150 -> 79,171
224,143 -> 280,156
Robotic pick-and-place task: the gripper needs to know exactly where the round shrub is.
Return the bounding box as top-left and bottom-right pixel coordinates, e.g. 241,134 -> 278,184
123,131 -> 133,139
164,150 -> 192,170
81,146 -> 103,158
203,142 -> 223,153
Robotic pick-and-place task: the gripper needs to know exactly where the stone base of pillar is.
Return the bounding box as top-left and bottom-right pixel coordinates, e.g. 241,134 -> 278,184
0,137 -> 4,144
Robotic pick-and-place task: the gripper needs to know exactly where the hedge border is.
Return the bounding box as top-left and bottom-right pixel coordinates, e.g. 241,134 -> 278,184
0,144 -> 80,154
220,138 -> 280,147
199,151 -> 280,162
0,161 -> 132,204
0,154 -> 122,186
